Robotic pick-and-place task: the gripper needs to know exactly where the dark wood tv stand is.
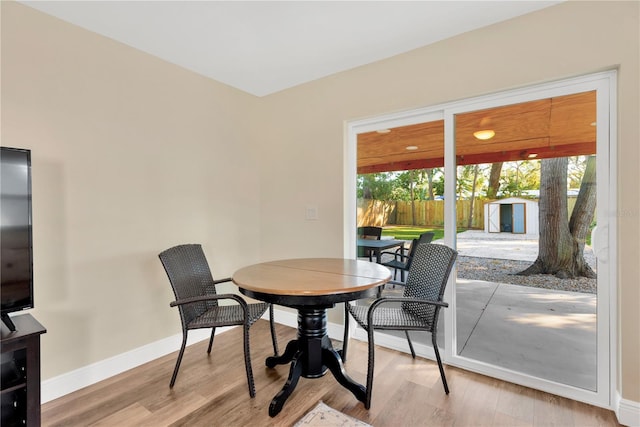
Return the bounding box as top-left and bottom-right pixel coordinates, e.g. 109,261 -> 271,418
1,313 -> 46,426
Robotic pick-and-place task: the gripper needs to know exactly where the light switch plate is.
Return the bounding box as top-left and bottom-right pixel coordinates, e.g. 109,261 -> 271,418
305,206 -> 318,220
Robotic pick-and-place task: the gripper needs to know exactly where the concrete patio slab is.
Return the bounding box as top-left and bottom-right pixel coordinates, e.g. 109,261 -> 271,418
456,279 -> 596,391
454,280 -> 498,350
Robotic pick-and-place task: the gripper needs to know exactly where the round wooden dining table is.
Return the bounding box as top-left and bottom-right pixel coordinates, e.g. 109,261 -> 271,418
232,258 -> 391,417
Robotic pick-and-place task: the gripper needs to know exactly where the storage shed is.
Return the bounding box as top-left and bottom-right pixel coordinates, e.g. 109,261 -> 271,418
484,197 -> 538,236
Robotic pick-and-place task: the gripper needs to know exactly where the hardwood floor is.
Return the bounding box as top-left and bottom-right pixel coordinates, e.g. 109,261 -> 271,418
42,320 -> 621,426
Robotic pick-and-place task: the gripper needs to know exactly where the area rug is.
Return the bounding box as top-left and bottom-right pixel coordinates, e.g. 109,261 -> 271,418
294,401 -> 371,427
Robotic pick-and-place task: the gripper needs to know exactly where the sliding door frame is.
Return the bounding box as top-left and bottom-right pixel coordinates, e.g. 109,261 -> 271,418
344,70 -> 617,410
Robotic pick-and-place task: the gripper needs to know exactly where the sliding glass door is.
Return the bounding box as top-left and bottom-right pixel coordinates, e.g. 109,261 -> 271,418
346,71 -> 615,409
452,92 -> 599,391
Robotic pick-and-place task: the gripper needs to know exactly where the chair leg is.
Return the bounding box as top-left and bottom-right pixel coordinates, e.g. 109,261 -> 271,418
242,322 -> 256,398
432,332 -> 449,394
365,326 -> 376,409
207,327 -> 216,353
342,303 -> 350,363
269,304 -> 279,356
170,331 -> 188,388
405,330 -> 416,359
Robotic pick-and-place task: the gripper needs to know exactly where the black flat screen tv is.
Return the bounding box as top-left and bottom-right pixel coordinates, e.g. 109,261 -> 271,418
1,147 -> 34,331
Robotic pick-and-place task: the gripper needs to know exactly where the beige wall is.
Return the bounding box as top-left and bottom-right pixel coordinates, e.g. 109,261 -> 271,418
2,2 -> 263,377
256,1 -> 639,403
2,0 -> 638,406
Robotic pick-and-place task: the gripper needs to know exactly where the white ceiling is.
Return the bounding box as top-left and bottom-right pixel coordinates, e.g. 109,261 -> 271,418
20,1 -> 561,97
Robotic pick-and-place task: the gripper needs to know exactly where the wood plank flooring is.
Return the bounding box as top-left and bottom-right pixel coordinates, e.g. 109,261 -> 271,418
41,321 -> 621,426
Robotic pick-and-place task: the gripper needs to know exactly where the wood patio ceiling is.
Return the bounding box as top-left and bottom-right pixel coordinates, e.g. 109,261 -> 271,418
357,91 -> 596,174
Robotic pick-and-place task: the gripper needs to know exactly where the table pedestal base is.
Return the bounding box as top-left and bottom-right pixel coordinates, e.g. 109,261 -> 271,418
265,308 -> 365,417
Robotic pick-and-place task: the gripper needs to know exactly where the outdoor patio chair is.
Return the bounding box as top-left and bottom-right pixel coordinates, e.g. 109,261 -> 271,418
380,231 -> 435,282
342,242 -> 457,409
158,244 -> 278,397
357,226 -> 382,261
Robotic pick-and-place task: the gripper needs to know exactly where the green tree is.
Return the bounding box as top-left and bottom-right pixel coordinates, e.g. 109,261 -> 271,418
357,173 -> 396,200
500,160 -> 540,197
456,165 -> 474,199
358,168 -> 446,202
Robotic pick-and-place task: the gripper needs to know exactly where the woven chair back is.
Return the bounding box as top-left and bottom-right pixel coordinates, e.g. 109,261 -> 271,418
404,231 -> 436,271
159,244 -> 219,327
418,231 -> 435,244
402,243 -> 457,329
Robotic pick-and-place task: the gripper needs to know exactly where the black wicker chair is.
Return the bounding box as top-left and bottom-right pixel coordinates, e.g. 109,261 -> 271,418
357,226 -> 382,261
158,244 -> 278,397
380,231 -> 435,282
343,242 -> 457,409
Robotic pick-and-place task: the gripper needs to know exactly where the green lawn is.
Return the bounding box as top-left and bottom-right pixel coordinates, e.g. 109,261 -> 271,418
384,226 -> 590,247
381,226 -> 446,241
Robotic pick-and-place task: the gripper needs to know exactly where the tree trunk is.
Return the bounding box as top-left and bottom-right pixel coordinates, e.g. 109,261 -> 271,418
568,155 -> 597,278
426,168 -> 435,200
487,162 -> 503,198
519,157 -> 597,278
467,164 -> 479,229
410,170 -> 416,226
514,161 -> 521,196
519,158 -> 572,276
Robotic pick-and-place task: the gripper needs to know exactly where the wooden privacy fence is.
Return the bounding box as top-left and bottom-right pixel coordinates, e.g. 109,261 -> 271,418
357,199 -> 488,229
358,198 -> 581,229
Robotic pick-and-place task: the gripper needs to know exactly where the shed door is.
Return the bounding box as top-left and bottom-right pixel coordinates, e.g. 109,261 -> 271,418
512,203 -> 526,233
488,204 -> 500,233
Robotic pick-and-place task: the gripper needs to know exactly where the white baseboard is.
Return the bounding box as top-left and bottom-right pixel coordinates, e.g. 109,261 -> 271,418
616,393 -> 640,427
41,307 -> 319,403
41,327 -> 227,403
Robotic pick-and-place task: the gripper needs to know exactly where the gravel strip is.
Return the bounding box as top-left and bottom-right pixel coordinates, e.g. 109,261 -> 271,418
457,255 -> 597,294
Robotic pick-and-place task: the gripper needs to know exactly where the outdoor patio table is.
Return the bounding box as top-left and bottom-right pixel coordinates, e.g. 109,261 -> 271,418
357,238 -> 405,263
232,258 -> 391,417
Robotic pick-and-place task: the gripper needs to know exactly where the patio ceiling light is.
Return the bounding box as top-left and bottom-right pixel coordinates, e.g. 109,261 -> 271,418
406,145 -> 418,151
473,129 -> 495,140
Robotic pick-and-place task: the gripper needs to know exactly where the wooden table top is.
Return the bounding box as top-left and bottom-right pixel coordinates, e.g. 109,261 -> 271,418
232,258 -> 391,297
